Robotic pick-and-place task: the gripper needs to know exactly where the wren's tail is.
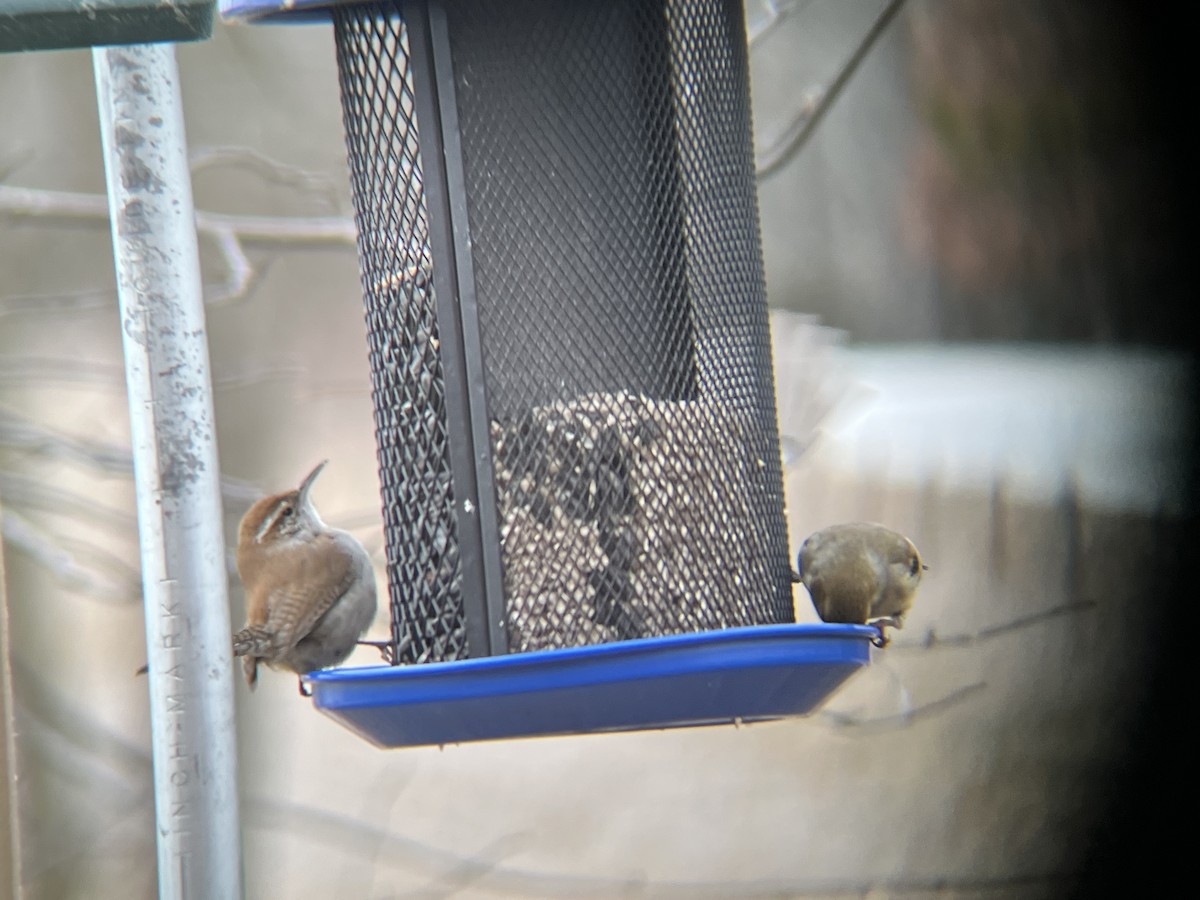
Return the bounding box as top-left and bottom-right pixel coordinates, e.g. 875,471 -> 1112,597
233,625 -> 274,689
232,625 -> 272,657
136,629 -> 268,686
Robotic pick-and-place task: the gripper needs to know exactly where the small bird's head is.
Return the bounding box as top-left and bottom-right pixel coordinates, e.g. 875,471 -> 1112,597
239,460 -> 330,549
886,532 -> 926,597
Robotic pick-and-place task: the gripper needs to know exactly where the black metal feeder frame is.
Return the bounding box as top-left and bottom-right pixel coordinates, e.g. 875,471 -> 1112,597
222,0 -> 876,747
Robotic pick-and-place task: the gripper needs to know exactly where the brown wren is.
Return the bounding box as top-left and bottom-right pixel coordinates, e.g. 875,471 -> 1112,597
793,522 -> 927,647
232,460 -> 377,690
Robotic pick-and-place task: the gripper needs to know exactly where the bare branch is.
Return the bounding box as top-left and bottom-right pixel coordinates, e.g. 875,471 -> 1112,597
189,145 -> 346,213
818,681 -> 988,733
746,0 -> 812,47
755,86 -> 823,175
213,362 -> 310,391
0,356 -> 125,389
202,224 -> 258,305
755,0 -> 908,178
0,472 -> 136,528
1,510 -> 135,603
0,184 -> 356,245
401,832 -> 534,900
0,182 -> 110,224
811,601 -> 1096,733
0,286 -> 114,318
0,406 -> 270,508
0,406 -> 133,474
0,182 -> 357,309
898,600 -> 1098,652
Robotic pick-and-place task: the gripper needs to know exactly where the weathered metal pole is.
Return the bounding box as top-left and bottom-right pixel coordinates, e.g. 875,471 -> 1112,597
93,42 -> 243,899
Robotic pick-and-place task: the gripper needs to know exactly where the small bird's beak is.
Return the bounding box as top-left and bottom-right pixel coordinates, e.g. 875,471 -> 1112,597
297,459 -> 329,509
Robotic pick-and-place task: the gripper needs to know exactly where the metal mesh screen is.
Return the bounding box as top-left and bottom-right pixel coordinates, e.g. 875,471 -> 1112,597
334,4 -> 467,664
335,0 -> 792,662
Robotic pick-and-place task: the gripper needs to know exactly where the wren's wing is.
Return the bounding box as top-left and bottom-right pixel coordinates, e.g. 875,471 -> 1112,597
261,535 -> 358,656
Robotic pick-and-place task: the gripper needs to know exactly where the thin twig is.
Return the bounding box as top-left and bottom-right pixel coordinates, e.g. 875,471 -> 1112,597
899,600 -> 1098,652
188,145 -> 346,213
0,356 -> 125,388
0,510 -> 135,603
0,183 -> 355,244
0,406 -> 133,473
756,0 -> 908,178
203,224 -> 257,304
0,182 -> 356,307
0,472 -> 136,528
0,287 -> 113,318
746,0 -> 812,48
818,681 -> 988,733
0,406 -> 268,506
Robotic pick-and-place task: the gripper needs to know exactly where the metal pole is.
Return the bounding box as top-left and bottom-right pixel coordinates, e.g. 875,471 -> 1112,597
93,43 -> 243,899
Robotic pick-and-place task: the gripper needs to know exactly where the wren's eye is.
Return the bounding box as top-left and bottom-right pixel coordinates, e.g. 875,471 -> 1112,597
279,503 -> 294,519
909,556 -> 921,576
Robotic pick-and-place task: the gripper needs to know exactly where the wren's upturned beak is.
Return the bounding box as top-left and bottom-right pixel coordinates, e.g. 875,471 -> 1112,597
297,459 -> 329,511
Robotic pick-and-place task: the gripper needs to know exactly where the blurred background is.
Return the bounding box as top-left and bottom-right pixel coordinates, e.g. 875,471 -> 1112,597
1,0 -> 1193,897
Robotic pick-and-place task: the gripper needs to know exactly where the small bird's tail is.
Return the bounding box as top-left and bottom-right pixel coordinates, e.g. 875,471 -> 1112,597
232,625 -> 272,657
233,625 -> 274,689
242,655 -> 259,689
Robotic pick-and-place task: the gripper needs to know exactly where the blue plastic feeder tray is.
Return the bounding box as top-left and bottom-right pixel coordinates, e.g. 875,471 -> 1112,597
220,0 -> 342,23
303,624 -> 875,748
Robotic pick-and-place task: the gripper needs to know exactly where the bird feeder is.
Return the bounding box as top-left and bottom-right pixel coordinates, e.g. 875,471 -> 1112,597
221,0 -> 875,747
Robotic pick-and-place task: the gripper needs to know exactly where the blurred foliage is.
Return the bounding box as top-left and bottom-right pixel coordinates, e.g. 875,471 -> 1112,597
904,0 -> 1189,344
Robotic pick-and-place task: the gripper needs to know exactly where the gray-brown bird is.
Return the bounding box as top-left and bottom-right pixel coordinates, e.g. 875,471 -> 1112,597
232,460 -> 377,690
793,522 -> 926,647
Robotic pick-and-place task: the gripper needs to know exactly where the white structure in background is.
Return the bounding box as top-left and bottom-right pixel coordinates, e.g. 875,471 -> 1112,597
774,324 -> 1190,517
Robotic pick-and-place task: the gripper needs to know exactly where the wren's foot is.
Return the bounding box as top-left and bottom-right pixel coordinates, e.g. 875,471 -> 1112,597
357,639 -> 396,665
867,616 -> 903,648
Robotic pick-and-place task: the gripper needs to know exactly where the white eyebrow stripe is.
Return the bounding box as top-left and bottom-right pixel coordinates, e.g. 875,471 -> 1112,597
256,504 -> 286,542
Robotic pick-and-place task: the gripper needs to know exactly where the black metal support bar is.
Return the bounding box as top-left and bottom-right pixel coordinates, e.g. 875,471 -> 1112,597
426,2 -> 510,656
404,0 -> 507,657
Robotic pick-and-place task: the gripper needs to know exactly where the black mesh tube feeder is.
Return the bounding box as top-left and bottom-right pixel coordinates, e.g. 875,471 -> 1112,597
221,0 -> 876,747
